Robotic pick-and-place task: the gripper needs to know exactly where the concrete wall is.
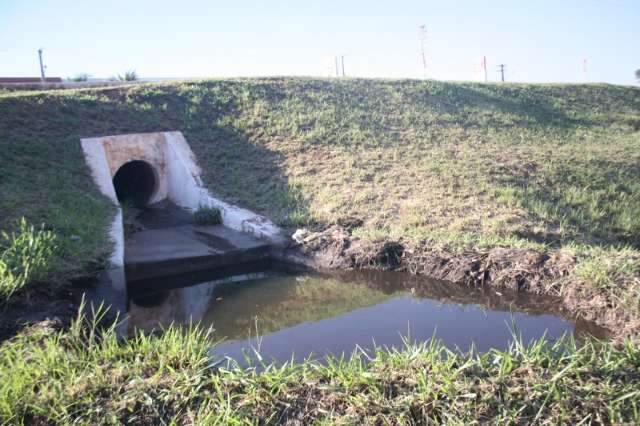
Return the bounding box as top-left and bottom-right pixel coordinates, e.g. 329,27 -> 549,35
81,131 -> 284,244
81,130 -> 287,277
80,131 -> 286,327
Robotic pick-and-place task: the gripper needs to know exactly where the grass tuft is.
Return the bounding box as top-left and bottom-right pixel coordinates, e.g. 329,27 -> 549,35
0,218 -> 56,301
193,205 -> 223,225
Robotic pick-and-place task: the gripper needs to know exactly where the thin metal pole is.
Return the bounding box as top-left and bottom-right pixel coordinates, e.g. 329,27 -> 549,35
38,48 -> 46,82
341,55 -> 345,77
483,56 -> 488,82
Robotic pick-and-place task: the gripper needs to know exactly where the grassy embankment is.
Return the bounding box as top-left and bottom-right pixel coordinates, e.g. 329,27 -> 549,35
1,313 -> 639,424
2,79 -> 640,318
1,79 -> 639,423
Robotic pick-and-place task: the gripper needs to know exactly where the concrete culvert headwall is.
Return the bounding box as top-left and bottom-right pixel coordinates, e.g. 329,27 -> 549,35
112,160 -> 157,207
80,131 -> 285,268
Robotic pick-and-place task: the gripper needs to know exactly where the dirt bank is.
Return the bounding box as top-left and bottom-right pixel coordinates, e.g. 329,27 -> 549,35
0,288 -> 77,342
287,225 -> 639,339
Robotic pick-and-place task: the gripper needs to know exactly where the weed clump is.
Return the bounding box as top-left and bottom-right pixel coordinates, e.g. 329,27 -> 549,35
193,205 -> 222,226
0,218 -> 56,301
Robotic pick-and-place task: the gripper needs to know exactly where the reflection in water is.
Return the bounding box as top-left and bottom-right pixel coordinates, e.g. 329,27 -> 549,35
128,269 -> 608,364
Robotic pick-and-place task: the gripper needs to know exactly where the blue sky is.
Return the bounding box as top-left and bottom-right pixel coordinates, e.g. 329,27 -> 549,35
1,0 -> 638,84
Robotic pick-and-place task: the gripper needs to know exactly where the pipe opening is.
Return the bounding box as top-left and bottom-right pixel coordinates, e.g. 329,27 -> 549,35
112,160 -> 157,207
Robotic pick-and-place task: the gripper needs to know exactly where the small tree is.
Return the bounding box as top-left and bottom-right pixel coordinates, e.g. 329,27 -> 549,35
117,70 -> 138,81
68,73 -> 90,82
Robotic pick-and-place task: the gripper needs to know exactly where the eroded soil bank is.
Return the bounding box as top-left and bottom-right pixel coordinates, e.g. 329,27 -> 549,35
286,224 -> 639,339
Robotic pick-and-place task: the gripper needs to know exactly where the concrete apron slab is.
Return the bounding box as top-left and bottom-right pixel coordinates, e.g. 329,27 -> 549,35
80,131 -> 287,329
125,225 -> 271,282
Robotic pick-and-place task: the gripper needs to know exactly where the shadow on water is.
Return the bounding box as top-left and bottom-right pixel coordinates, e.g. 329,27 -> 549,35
127,266 -> 609,366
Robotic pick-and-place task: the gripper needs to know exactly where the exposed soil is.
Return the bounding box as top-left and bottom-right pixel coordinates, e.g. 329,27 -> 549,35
0,287 -> 78,343
287,224 -> 639,339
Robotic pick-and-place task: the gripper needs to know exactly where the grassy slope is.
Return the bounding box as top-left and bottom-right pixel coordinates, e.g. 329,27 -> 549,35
1,78 -> 639,423
1,78 -> 639,321
1,317 -> 638,424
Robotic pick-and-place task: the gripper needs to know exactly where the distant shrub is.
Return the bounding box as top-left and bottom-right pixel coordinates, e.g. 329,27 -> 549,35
117,70 -> 138,81
0,218 -> 56,301
193,206 -> 222,226
69,73 -> 90,82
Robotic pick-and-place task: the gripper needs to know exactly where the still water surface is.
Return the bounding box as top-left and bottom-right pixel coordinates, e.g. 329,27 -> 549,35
128,269 -> 605,364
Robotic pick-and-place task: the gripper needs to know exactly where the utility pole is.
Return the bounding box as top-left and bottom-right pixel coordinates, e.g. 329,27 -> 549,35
341,55 -> 345,77
482,56 -> 488,82
38,48 -> 46,82
335,56 -> 340,77
418,25 -> 427,78
497,64 -> 506,82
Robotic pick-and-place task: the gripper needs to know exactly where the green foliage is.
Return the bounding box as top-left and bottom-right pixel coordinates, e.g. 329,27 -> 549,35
0,308 -> 214,424
193,205 -> 222,225
0,312 -> 638,424
68,73 -> 89,82
117,70 -> 138,81
0,218 -> 56,301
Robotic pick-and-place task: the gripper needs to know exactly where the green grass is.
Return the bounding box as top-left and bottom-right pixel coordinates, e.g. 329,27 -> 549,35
1,78 -> 639,422
193,205 -> 222,226
0,218 -> 56,301
1,312 -> 638,424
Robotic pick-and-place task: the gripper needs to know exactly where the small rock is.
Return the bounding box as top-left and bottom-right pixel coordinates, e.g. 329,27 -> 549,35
292,228 -> 309,244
